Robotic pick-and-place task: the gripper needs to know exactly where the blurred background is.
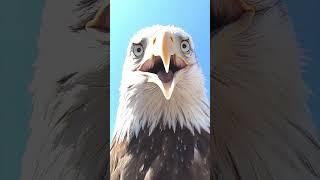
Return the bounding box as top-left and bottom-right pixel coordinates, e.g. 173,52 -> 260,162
0,0 -> 319,179
110,0 -> 211,138
287,1 -> 320,128
0,0 -> 45,179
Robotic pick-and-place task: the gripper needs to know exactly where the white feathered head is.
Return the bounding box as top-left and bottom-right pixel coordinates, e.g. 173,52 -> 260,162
114,25 -> 210,142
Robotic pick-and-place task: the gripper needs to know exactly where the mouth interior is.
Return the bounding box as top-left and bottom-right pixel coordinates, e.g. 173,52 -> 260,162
139,55 -> 186,83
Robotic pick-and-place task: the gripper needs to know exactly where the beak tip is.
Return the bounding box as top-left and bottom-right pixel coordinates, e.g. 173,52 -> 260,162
164,93 -> 172,100
161,81 -> 174,100
164,64 -> 170,73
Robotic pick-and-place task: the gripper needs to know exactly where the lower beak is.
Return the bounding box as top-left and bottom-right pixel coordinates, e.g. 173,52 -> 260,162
147,72 -> 180,100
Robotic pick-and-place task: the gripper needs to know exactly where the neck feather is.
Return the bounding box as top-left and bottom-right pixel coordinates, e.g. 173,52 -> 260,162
113,64 -> 210,142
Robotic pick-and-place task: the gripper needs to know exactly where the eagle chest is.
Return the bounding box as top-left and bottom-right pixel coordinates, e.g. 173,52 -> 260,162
111,127 -> 210,180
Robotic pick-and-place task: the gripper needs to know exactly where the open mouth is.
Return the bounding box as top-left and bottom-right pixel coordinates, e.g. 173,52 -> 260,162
139,55 -> 187,83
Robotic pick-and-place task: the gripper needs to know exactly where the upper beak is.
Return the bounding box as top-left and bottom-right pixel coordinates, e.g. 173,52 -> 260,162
153,31 -> 174,73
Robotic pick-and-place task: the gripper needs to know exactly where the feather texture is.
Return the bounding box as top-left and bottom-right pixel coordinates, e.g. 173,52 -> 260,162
211,1 -> 320,179
21,0 -> 109,179
111,126 -> 210,180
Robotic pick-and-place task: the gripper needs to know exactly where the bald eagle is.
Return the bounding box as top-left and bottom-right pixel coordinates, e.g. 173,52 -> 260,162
110,25 -> 210,180
21,0 -> 109,179
211,0 -> 320,179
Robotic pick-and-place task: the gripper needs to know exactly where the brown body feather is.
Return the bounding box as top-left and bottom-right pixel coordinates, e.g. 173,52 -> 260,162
110,126 -> 210,180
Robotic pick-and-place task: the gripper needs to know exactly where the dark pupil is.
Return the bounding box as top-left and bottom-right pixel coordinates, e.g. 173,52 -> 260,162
182,44 -> 187,49
137,48 -> 141,52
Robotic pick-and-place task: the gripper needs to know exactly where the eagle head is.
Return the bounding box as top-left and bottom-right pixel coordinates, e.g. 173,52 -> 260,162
114,25 -> 210,142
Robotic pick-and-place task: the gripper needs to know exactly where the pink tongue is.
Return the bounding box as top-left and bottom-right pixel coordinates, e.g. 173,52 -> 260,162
157,70 -> 174,83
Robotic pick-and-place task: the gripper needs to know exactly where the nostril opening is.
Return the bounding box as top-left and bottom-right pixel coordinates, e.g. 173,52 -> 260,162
153,38 -> 156,44
170,36 -> 173,42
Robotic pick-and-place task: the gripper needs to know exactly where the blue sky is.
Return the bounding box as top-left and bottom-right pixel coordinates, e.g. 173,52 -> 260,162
110,0 -> 211,138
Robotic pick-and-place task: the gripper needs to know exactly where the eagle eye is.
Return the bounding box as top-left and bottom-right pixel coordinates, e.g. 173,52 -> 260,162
180,40 -> 191,54
132,43 -> 144,58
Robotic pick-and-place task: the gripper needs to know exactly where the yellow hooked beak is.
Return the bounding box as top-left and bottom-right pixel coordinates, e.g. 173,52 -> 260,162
153,31 -> 173,73
138,31 -> 188,100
